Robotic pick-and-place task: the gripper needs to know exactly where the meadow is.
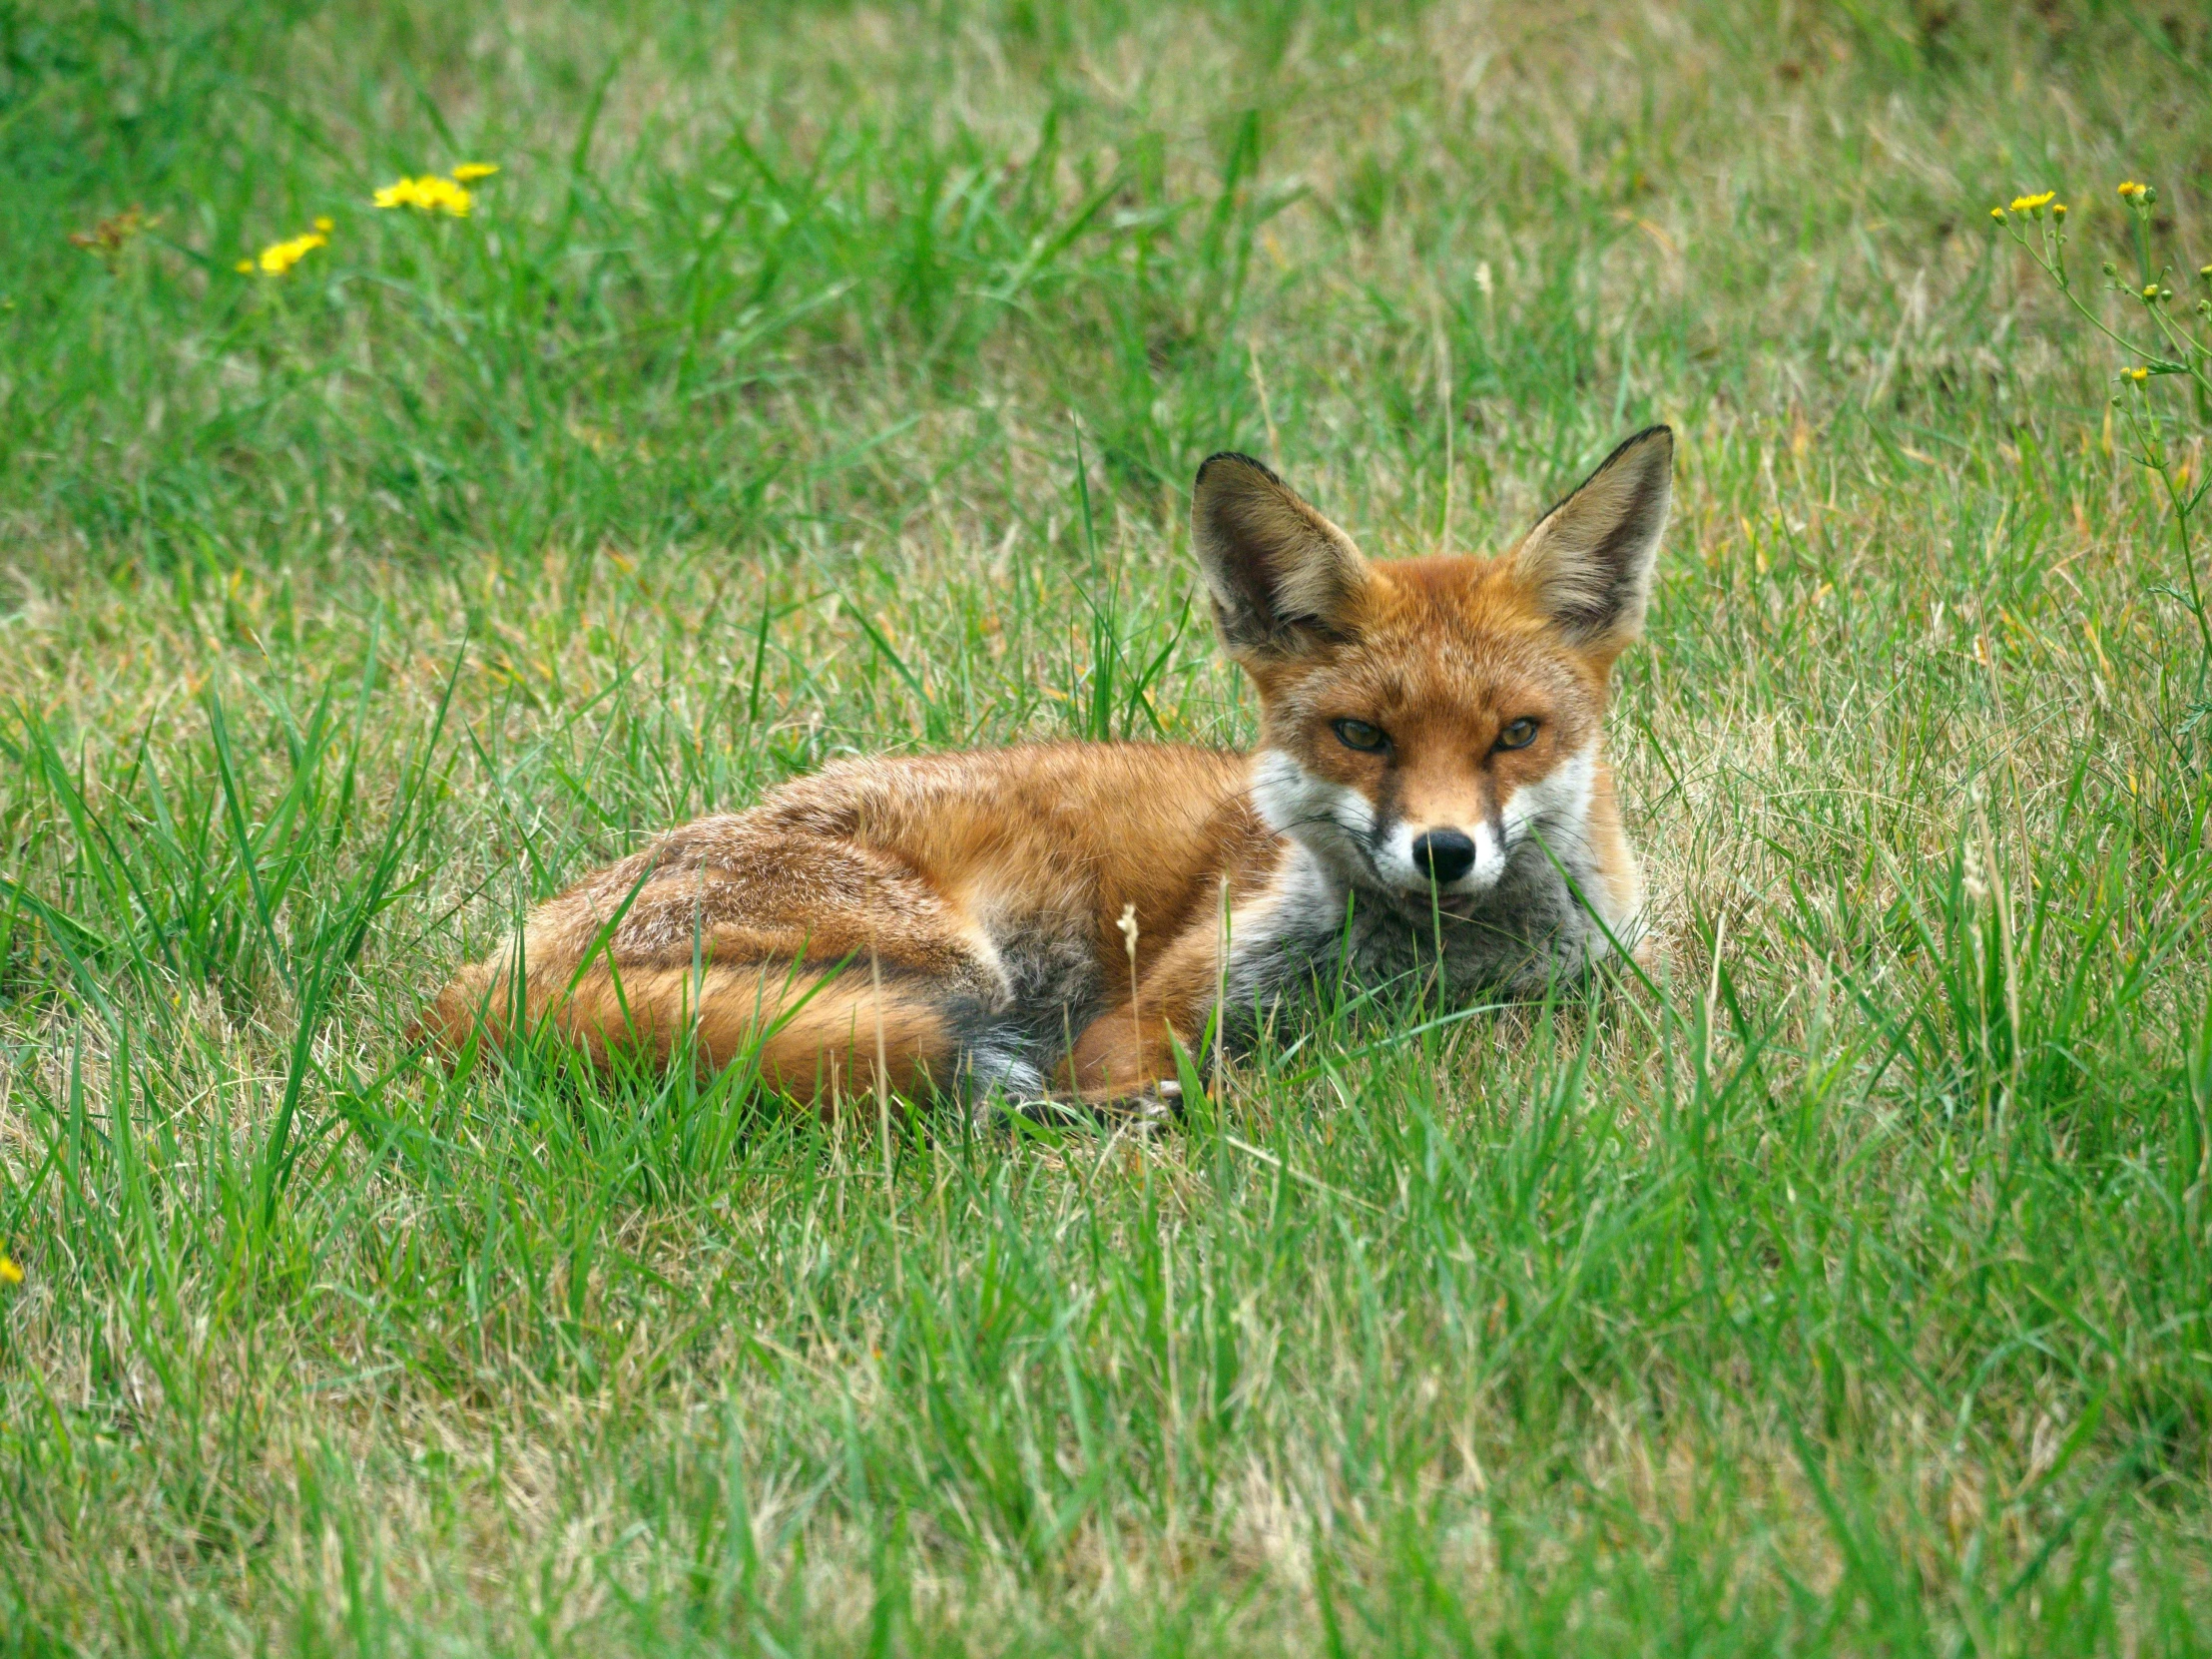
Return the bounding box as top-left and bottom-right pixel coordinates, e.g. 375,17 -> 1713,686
3,0 -> 2211,1651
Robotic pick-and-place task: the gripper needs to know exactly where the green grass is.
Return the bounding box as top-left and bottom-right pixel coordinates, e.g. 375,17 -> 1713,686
4,0 -> 2212,1651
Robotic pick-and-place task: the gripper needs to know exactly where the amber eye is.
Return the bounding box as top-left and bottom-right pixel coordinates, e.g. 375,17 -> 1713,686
1333,718 -> 1388,754
1496,718 -> 1540,751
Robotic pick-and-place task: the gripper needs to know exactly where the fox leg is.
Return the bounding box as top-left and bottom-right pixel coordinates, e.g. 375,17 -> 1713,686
1063,919 -> 1225,1109
416,830 -> 1009,1110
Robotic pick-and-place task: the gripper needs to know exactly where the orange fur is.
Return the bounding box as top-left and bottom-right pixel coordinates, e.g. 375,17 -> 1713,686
418,429 -> 1675,1116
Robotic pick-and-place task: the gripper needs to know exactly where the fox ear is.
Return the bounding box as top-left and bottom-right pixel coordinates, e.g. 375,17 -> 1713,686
1191,452 -> 1370,659
1511,425 -> 1673,650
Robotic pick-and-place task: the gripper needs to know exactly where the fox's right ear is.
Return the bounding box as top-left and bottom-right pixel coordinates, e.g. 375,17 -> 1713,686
1191,452 -> 1370,660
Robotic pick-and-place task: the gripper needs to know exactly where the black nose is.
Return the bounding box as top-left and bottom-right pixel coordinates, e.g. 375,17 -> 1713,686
1410,830 -> 1477,884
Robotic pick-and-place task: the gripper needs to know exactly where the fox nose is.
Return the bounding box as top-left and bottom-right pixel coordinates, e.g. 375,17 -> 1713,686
1410,830 -> 1477,884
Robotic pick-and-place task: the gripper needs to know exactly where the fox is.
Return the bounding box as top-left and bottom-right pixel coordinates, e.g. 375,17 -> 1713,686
417,425 -> 1673,1115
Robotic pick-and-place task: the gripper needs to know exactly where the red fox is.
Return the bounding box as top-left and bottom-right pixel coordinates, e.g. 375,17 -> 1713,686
419,426 -> 1672,1114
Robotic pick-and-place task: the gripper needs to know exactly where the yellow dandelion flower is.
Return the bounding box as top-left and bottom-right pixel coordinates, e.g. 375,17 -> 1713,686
1989,206 -> 2006,221
451,162 -> 499,182
373,174 -> 472,217
0,1253 -> 21,1287
2052,203 -> 2066,217
2127,366 -> 2150,382
421,176 -> 472,216
255,229 -> 328,275
2008,191 -> 2055,214
239,225 -> 329,276
2117,180 -> 2144,198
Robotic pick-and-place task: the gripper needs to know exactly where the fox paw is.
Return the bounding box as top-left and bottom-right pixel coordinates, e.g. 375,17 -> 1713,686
1114,1079 -> 1185,1128
984,1078 -> 1189,1135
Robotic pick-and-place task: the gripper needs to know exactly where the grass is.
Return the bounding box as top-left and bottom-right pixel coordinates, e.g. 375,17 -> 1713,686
3,0 -> 2212,1651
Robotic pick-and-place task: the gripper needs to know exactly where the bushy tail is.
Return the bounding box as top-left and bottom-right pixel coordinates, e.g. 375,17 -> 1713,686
404,952 -> 960,1107
404,960 -> 509,1070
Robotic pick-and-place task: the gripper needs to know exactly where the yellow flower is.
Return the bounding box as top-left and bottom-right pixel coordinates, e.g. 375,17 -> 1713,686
423,176 -> 473,214
2008,191 -> 2055,214
373,175 -> 473,217
2144,284 -> 2162,300
258,229 -> 328,274
241,225 -> 329,276
313,216 -> 334,233
2052,203 -> 2066,217
0,1253 -> 21,1286
2117,180 -> 2144,198
2127,367 -> 2150,382
1989,206 -> 2006,222
451,162 -> 500,182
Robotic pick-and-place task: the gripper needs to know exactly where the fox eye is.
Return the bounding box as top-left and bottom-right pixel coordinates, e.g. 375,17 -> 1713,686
1333,718 -> 1388,754
1495,718 -> 1540,751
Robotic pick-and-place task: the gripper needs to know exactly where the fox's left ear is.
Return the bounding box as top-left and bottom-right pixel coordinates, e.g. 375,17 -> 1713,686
1510,425 -> 1673,651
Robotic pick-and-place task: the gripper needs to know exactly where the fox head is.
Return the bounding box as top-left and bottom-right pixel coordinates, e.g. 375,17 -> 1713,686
1191,427 -> 1672,907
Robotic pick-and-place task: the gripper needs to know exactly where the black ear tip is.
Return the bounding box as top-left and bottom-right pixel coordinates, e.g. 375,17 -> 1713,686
1195,450 -> 1282,490
1594,424 -> 1675,479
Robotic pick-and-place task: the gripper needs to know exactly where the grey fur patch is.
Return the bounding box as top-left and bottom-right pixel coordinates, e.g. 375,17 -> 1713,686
957,1040 -> 1049,1106
943,908 -> 1106,1104
1220,820 -> 1623,1047
994,914 -> 1110,1060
